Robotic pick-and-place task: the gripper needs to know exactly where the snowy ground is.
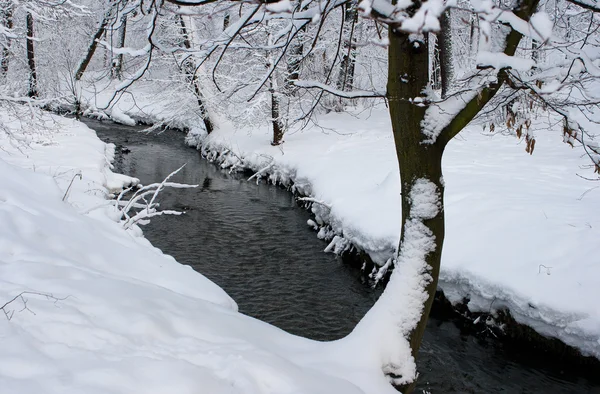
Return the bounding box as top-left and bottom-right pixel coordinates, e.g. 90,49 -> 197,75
182,106 -> 600,361
0,106 -> 404,394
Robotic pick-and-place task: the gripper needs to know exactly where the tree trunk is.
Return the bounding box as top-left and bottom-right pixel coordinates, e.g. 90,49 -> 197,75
270,79 -> 284,145
469,14 -> 478,55
111,14 -> 127,80
387,29 -> 446,394
438,10 -> 453,99
223,13 -> 230,30
267,28 -> 284,145
0,2 -> 14,78
178,16 -> 214,134
269,84 -> 284,146
286,14 -> 308,92
431,34 -> 441,91
336,3 -> 358,92
75,7 -> 115,81
286,34 -> 303,88
26,12 -> 38,98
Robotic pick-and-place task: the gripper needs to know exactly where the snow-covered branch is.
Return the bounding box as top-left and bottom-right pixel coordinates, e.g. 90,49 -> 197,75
117,165 -> 198,230
294,80 -> 385,98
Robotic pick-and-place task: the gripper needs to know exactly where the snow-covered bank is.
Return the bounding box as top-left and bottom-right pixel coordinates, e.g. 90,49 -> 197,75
0,107 -> 401,394
186,106 -> 600,360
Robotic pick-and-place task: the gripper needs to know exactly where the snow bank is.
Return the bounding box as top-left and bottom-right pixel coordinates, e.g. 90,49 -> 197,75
192,106 -> 600,360
0,107 -> 400,394
68,77 -> 208,134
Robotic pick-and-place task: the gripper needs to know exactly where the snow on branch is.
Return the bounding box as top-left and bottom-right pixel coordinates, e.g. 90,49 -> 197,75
294,80 -> 386,98
117,165 -> 198,230
564,0 -> 600,12
359,0 -> 446,33
97,42 -> 153,58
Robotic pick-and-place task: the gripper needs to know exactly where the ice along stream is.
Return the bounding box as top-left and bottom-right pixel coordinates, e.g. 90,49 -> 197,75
89,119 -> 600,394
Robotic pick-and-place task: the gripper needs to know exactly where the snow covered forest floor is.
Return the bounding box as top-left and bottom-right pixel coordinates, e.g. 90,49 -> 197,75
0,106 -> 406,394
74,81 -> 600,361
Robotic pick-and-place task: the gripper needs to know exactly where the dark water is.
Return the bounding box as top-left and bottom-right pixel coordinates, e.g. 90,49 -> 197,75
89,119 -> 600,394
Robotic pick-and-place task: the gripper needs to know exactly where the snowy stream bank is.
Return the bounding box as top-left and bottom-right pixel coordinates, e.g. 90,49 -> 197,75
182,106 -> 600,362
92,119 -> 599,392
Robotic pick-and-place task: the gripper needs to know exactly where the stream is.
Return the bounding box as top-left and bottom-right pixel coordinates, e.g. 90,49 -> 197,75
88,119 -> 600,394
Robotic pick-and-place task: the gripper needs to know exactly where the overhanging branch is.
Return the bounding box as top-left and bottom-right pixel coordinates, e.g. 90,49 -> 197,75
437,0 -> 541,146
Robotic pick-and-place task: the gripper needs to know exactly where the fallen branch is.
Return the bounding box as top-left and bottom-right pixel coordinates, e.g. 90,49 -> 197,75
1,291 -> 69,321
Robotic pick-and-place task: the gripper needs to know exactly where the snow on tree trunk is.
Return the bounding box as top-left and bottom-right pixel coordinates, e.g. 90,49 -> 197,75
344,27 -> 446,394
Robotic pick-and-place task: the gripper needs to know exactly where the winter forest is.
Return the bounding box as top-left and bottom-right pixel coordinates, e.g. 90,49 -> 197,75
1,0 -> 600,392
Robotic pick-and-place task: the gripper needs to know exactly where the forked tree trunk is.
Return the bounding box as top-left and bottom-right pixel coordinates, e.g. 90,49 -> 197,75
380,0 -> 538,391
26,12 -> 38,98
387,29 -> 446,394
0,2 -> 14,78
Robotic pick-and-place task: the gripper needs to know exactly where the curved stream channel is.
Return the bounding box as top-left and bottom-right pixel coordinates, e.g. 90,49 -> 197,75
89,120 -> 599,393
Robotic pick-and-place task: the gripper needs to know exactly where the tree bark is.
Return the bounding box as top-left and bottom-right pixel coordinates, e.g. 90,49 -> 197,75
178,15 -> 214,134
469,14 -> 478,55
26,12 -> 38,98
287,34 -> 303,87
336,2 -> 358,92
382,0 -> 539,391
267,28 -> 284,145
0,2 -> 14,78
387,29 -> 446,394
270,78 -> 284,145
223,13 -> 230,30
111,14 -> 127,80
438,10 -> 452,99
75,4 -> 117,81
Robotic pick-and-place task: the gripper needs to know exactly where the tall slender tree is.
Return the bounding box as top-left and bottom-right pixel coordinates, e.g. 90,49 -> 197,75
178,15 -> 214,134
26,12 -> 38,98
